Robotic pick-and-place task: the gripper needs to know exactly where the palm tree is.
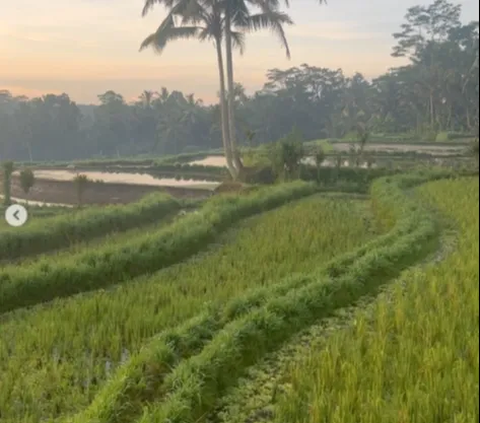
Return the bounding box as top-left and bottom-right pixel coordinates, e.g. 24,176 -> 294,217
139,90 -> 156,108
141,0 -> 238,178
223,0 -> 293,176
141,0 -> 294,179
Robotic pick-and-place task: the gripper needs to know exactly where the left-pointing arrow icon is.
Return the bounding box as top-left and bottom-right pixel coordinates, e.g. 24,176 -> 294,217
5,204 -> 28,227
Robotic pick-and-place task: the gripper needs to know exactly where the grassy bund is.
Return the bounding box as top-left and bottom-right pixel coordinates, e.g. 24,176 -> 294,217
0,169 -> 477,423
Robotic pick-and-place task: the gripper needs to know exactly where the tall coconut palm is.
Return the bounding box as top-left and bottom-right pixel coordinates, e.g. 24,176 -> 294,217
141,0 -> 294,179
224,0 -> 293,176
139,90 -> 156,108
141,0 -> 238,178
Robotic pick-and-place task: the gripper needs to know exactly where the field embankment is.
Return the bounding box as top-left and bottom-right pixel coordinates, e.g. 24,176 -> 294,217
271,177 -> 478,423
0,193 -> 374,423
0,182 -> 318,314
3,173 -> 215,205
0,167 -> 474,423
125,172 -> 443,423
0,193 -> 185,262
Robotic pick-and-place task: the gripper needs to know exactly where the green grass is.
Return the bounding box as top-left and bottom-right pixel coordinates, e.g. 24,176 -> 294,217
0,182 -> 317,313
0,204 -> 70,230
111,173 -> 442,423
304,139 -> 334,153
273,177 -> 479,423
0,193 -> 184,262
0,195 -> 374,423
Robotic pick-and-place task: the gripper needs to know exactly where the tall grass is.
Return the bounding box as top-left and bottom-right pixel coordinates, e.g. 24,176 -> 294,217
0,193 -> 183,261
0,196 -> 373,423
274,177 -> 479,423
0,182 -> 317,313
73,173 -> 433,423
129,173 -> 444,423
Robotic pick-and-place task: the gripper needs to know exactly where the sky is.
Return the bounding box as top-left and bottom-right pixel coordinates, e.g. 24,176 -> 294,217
1,0 -> 479,105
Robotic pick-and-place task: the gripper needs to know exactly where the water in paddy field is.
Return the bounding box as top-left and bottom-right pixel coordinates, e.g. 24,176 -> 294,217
27,170 -> 221,189
189,155 -> 227,167
301,157 -> 375,168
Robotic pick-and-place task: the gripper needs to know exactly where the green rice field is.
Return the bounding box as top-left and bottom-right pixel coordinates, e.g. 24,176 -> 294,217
0,171 -> 478,423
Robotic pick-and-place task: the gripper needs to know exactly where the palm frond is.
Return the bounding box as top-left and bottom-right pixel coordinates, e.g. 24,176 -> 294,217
142,0 -> 178,17
229,0 -> 251,28
140,15 -> 203,53
246,10 -> 293,58
173,0 -> 207,24
231,31 -> 246,54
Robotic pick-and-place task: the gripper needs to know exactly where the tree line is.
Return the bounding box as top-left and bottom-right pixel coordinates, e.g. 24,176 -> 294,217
0,0 -> 478,169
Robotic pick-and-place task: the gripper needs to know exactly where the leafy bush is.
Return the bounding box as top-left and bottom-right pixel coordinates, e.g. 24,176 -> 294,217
268,127 -> 306,181
242,166 -> 276,185
19,168 -> 35,195
422,130 -> 438,142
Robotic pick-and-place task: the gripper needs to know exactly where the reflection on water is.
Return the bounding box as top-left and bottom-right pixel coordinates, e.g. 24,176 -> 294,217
301,157 -> 366,168
189,156 -> 227,167
0,195 -> 73,208
30,170 -> 220,189
332,143 -> 466,156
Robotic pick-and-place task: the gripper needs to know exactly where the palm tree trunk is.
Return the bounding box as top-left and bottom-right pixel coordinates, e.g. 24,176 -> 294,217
225,6 -> 244,178
27,142 -> 33,162
215,37 -> 236,179
429,92 -> 435,128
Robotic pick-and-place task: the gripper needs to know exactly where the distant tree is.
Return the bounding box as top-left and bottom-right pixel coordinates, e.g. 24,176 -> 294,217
73,174 -> 89,208
0,0 -> 477,163
2,161 -> 15,206
269,127 -> 305,181
314,146 -> 326,183
19,168 -> 35,199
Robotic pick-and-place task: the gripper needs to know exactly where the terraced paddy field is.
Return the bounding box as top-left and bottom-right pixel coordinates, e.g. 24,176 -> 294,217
269,178 -> 479,423
0,190 -> 374,422
210,178 -> 479,423
0,172 -> 478,423
0,204 -> 71,231
0,194 -> 187,263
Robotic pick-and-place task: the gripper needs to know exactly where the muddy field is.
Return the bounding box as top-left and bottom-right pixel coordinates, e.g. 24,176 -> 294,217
3,175 -> 214,206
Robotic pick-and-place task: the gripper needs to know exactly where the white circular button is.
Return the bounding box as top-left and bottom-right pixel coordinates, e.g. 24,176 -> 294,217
5,204 -> 28,227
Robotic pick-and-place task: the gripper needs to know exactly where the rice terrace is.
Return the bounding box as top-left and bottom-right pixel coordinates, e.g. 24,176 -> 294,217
0,0 -> 479,422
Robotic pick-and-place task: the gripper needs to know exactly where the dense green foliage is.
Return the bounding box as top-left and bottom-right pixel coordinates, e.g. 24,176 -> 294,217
0,193 -> 183,261
273,178 -> 479,423
0,195 -> 373,423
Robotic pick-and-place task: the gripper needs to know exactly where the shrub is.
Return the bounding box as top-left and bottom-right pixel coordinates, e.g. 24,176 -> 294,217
19,168 -> 35,196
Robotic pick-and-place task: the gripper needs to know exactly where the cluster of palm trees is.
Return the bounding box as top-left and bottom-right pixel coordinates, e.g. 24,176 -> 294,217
139,0 -> 323,179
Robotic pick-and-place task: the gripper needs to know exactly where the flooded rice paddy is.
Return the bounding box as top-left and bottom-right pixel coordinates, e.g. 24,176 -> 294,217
26,170 -> 220,189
